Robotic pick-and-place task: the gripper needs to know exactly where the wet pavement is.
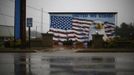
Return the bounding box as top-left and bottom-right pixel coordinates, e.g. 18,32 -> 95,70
0,51 -> 134,75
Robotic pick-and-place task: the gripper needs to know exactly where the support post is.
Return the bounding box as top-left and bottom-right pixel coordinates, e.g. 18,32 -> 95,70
20,0 -> 26,48
28,27 -> 31,48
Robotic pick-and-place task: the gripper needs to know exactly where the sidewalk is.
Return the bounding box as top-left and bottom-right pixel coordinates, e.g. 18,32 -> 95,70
0,47 -> 134,53
75,48 -> 134,53
0,48 -> 36,53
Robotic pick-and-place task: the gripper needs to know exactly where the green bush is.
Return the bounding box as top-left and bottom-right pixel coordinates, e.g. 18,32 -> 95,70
0,42 -> 3,47
105,37 -> 134,48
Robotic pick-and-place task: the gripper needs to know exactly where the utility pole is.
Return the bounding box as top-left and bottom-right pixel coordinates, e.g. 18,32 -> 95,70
41,8 -> 43,33
28,26 -> 31,48
20,0 -> 26,48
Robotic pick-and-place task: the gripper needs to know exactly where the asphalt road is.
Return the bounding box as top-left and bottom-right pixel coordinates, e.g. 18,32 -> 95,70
0,52 -> 134,75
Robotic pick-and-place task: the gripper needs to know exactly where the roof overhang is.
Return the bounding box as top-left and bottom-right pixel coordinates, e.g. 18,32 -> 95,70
49,12 -> 118,14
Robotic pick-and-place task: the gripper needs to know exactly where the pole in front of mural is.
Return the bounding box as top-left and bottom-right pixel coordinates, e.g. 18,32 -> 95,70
14,0 -> 26,48
20,0 -> 26,48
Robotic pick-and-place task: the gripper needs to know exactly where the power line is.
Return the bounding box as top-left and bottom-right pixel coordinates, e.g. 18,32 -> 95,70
7,0 -> 48,13
0,0 -> 49,27
0,0 -> 48,19
5,0 -> 47,13
33,20 -> 46,24
26,5 -> 48,13
26,5 -> 41,11
0,13 -> 48,24
3,0 -> 48,13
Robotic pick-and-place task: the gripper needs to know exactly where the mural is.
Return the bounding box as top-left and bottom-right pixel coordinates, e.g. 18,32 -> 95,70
49,13 -> 117,42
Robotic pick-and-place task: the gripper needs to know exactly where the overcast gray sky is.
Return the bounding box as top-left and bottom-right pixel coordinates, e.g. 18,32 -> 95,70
0,0 -> 134,33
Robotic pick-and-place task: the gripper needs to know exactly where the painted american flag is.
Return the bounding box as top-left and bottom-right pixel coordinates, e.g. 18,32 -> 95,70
104,22 -> 116,38
49,16 -> 93,42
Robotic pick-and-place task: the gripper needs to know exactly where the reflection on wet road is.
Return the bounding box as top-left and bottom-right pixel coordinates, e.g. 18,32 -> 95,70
0,52 -> 134,75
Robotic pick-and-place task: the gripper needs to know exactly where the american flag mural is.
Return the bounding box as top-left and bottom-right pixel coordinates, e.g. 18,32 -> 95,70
49,16 -> 93,42
49,13 -> 117,42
